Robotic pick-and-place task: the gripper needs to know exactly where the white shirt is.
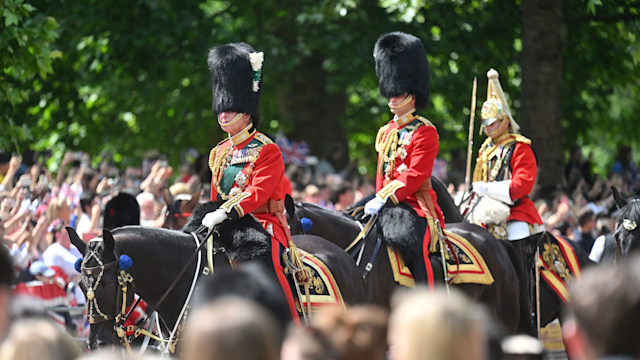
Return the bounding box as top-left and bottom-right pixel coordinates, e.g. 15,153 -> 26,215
42,242 -> 82,280
589,234 -> 606,263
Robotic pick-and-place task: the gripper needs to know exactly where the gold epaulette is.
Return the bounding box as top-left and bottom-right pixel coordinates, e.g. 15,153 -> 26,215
416,116 -> 435,129
512,133 -> 531,145
254,132 -> 274,145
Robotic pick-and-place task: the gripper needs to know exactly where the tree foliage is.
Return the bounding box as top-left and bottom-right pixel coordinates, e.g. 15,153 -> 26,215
2,0 -> 639,183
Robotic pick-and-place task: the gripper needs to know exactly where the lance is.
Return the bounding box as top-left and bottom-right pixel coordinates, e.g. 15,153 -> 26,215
464,77 -> 477,191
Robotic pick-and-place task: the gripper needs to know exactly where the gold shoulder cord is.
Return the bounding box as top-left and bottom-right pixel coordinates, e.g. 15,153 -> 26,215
375,125 -> 399,177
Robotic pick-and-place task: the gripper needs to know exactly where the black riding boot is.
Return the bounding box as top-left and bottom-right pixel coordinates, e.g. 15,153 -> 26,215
513,233 -> 542,337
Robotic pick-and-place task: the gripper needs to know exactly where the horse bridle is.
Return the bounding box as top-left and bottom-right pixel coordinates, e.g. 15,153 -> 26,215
81,239 -> 135,348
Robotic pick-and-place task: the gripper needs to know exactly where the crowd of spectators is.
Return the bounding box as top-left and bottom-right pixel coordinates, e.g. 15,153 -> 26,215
0,142 -> 639,359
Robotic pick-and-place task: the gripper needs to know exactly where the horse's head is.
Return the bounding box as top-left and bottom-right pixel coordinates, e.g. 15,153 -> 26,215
284,194 -> 314,235
612,187 -> 640,260
161,188 -> 202,230
67,227 -> 135,350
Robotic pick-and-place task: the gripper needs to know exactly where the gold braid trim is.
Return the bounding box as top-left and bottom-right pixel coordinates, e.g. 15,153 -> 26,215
472,134 -> 531,182
377,180 -> 405,204
220,191 -> 251,218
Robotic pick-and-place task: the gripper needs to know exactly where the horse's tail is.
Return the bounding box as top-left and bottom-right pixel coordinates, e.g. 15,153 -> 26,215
500,240 -> 536,335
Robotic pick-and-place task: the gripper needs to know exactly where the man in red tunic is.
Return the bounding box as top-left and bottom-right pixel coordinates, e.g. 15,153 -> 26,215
472,68 -> 544,334
200,43 -> 300,324
364,32 -> 444,288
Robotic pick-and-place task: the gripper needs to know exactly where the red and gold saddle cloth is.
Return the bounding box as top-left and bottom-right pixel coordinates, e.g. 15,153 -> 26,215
537,233 -> 582,304
387,230 -> 495,287
285,250 -> 346,314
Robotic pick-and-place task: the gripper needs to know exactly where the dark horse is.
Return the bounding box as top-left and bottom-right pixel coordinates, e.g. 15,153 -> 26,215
286,177 -> 591,333
610,186 -> 640,260
68,201 -> 367,351
285,193 -> 521,334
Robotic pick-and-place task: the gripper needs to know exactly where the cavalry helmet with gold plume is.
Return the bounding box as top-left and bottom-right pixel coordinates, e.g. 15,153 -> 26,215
480,68 -> 520,134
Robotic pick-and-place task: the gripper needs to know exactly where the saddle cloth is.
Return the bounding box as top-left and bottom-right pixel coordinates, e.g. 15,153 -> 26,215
284,250 -> 346,314
387,230 -> 495,287
538,233 -> 582,303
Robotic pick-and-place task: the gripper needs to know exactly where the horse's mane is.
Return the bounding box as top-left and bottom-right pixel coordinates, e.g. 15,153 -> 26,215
183,202 -> 272,263
297,201 -> 354,222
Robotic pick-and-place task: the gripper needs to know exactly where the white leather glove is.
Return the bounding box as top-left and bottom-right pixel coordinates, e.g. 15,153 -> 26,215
364,196 -> 385,216
202,209 -> 228,229
472,181 -> 489,197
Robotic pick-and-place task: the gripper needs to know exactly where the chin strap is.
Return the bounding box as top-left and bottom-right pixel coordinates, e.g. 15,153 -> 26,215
388,94 -> 413,111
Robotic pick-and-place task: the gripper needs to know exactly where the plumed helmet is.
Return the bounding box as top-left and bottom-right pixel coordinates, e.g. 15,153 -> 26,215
480,68 -> 520,134
207,42 -> 264,127
373,32 -> 430,110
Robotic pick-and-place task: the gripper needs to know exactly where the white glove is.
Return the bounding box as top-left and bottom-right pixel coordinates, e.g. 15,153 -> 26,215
472,181 -> 489,197
202,209 -> 228,229
473,180 -> 513,204
364,196 -> 386,216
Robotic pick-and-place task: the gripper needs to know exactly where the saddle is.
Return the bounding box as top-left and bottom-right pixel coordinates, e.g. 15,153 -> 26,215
282,249 -> 346,315
365,202 -> 495,287
537,232 -> 582,303
386,230 -> 495,287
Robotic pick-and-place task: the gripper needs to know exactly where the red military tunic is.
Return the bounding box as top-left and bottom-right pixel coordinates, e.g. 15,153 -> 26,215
474,134 -> 543,226
209,126 -> 289,247
209,125 -> 300,324
374,112 -> 445,226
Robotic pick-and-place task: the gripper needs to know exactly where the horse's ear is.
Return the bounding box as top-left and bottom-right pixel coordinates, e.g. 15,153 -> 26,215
187,189 -> 202,209
66,227 -> 86,254
612,186 -> 628,209
161,187 -> 174,208
284,194 -> 295,216
103,229 -> 115,253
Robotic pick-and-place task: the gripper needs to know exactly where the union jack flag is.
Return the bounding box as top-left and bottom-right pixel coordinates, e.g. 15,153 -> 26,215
275,133 -> 309,166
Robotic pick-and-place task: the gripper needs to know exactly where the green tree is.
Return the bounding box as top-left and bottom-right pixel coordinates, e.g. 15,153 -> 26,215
1,0 -> 59,151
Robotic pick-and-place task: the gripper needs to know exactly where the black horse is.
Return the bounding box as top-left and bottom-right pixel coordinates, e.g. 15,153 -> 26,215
387,179 -> 592,328
286,177 -> 591,333
285,196 -> 521,334
68,201 -> 367,351
610,186 -> 640,260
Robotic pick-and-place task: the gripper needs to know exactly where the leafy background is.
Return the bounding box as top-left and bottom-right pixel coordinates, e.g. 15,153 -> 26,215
2,0 -> 639,191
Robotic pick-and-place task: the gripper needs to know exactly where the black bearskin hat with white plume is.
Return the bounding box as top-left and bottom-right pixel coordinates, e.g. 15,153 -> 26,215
374,32 -> 430,110
207,42 -> 264,127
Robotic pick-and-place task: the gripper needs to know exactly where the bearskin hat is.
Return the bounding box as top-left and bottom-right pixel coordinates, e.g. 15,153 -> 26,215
374,32 -> 430,110
207,42 -> 264,127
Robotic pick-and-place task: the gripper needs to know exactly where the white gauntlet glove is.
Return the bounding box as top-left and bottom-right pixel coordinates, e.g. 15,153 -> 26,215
202,209 -> 228,229
473,180 -> 513,205
364,196 -> 386,216
472,181 -> 489,197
